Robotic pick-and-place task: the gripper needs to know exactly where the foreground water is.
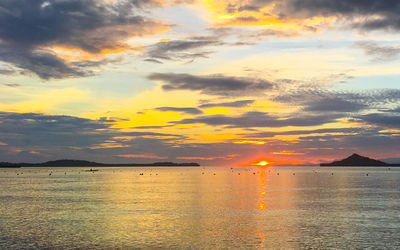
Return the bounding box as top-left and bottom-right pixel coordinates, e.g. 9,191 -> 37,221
1,166 -> 400,249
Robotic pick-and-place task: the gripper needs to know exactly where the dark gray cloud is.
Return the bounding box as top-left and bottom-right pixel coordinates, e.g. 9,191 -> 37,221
285,0 -> 398,16
120,131 -> 183,138
0,47 -> 90,79
132,125 -> 174,129
143,28 -> 252,63
353,41 -> 400,62
341,89 -> 400,107
0,0 -> 167,79
0,111 -> 184,148
304,97 -> 367,112
0,111 -> 187,163
0,111 -> 109,147
219,0 -> 400,33
155,107 -> 203,115
356,113 -> 400,129
173,111 -> 340,128
199,100 -> 255,108
145,37 -> 222,63
148,73 -> 274,96
272,88 -> 400,130
245,127 -> 362,138
285,0 -> 400,31
296,130 -> 400,155
276,89 -> 400,113
0,0 -> 164,51
144,58 -> 163,64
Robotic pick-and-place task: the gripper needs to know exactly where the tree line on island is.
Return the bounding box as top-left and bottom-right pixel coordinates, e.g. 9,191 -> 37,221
0,159 -> 200,168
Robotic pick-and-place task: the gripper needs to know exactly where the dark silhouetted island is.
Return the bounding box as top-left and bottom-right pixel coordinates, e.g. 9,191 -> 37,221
320,153 -> 400,166
0,162 -> 21,168
0,159 -> 200,167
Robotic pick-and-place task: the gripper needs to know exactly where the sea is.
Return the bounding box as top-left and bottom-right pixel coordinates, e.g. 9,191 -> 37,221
1,166 -> 400,249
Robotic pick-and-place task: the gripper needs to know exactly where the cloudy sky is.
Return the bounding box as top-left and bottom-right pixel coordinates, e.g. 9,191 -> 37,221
1,0 -> 400,165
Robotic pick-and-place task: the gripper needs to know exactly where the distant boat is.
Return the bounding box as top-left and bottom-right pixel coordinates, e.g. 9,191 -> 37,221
84,168 -> 99,172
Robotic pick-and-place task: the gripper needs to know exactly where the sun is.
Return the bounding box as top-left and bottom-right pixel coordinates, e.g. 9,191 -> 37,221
258,161 -> 269,166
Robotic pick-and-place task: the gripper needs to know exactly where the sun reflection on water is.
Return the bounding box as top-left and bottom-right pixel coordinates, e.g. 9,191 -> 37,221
257,169 -> 268,246
258,169 -> 267,210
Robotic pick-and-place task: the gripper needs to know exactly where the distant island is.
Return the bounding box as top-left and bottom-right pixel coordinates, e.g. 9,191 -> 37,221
0,159 -> 200,168
0,162 -> 21,168
320,153 -> 400,166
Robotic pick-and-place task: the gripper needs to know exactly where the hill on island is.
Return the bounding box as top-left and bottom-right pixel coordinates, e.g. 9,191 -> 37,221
320,153 -> 400,166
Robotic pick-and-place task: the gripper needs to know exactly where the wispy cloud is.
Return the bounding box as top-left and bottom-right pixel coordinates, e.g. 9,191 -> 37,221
117,153 -> 168,159
145,37 -> 222,63
199,100 -> 255,108
173,111 -> 340,128
155,107 -> 203,115
354,41 -> 400,62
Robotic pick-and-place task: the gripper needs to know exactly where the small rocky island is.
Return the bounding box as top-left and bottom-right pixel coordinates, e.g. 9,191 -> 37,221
320,153 -> 400,166
0,159 -> 200,167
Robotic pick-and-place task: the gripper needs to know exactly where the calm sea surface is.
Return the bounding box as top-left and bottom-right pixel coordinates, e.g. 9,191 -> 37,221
1,166 -> 400,249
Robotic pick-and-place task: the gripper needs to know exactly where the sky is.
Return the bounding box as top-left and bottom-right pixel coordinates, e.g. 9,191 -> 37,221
1,0 -> 400,166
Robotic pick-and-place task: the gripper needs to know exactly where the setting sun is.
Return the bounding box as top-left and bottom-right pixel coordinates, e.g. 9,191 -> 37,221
258,161 -> 269,166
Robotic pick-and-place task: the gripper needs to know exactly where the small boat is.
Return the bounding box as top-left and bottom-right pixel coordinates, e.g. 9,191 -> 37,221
84,168 -> 99,172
